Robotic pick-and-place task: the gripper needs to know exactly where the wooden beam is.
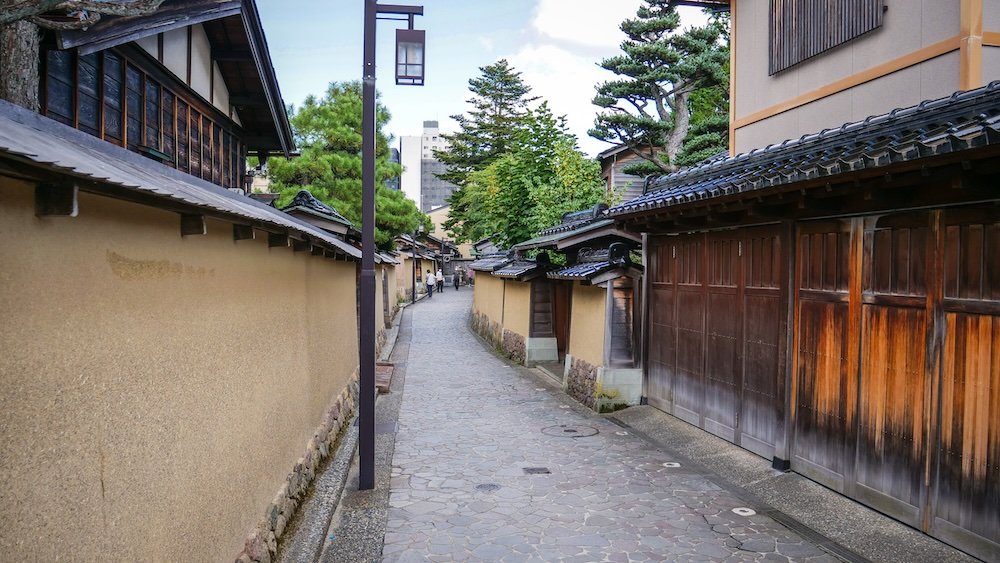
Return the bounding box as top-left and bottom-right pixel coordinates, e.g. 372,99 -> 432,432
292,238 -> 310,252
180,214 -> 207,236
35,182 -> 78,217
233,224 -> 254,241
229,95 -> 268,107
311,244 -> 325,256
268,232 -> 289,248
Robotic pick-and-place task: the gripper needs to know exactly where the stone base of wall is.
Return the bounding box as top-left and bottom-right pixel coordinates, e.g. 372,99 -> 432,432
566,356 -> 598,409
471,311 -> 502,350
502,330 -> 526,365
234,371 -> 360,563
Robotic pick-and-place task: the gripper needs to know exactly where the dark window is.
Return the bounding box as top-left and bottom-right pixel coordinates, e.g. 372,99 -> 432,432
769,0 -> 884,75
162,89 -> 175,161
45,50 -> 74,126
190,110 -> 201,176
212,123 -> 222,184
125,64 -> 142,150
144,79 -> 160,150
77,53 -> 100,136
201,118 -> 212,180
103,53 -> 123,145
177,101 -> 189,172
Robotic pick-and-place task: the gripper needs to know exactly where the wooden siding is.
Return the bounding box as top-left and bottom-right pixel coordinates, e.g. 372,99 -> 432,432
769,0 -> 884,75
791,211 -> 1000,560
647,226 -> 787,460
530,279 -> 554,338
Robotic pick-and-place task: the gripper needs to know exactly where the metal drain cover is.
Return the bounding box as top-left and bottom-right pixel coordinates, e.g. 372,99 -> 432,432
475,483 -> 501,492
541,424 -> 599,437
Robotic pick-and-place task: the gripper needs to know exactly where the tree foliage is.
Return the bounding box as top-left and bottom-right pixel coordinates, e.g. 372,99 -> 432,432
446,103 -> 606,248
590,1 -> 729,175
435,59 -> 537,188
267,82 -> 428,249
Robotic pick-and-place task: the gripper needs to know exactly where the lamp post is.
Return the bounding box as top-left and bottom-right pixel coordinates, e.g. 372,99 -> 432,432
360,0 -> 424,491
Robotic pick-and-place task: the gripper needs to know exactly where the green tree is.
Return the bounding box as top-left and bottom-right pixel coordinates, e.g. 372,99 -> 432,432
267,82 -> 428,248
449,103 -> 606,248
590,1 -> 729,175
436,59 -> 538,187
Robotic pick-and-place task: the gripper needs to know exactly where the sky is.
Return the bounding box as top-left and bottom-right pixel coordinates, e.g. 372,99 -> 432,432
257,1 -> 709,158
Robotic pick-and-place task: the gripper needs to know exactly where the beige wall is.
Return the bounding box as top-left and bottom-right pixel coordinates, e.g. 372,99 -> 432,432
569,283 -> 607,368
985,46 -> 1000,79
502,280 -> 531,339
0,179 -> 359,560
427,206 -> 473,258
472,273 -> 505,326
733,0 -> 969,153
396,255 -> 426,301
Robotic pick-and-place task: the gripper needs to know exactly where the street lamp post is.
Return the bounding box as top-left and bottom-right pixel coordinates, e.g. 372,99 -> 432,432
361,0 -> 424,491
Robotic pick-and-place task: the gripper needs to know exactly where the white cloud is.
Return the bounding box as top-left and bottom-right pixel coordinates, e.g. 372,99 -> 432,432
478,35 -> 495,52
532,0 -> 642,49
506,43 -> 614,157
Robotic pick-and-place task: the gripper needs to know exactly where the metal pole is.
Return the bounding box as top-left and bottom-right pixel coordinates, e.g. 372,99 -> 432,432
412,236 -> 417,304
359,0 -> 377,491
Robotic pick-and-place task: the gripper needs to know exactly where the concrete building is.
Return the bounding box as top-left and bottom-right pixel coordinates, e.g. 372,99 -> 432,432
399,120 -> 458,212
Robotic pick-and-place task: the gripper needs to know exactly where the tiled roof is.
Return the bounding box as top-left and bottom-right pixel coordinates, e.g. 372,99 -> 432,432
492,260 -> 544,279
281,190 -> 352,226
538,203 -> 609,236
0,100 -> 361,260
609,81 -> 1000,218
469,254 -> 511,272
512,219 -> 616,251
547,261 -> 614,281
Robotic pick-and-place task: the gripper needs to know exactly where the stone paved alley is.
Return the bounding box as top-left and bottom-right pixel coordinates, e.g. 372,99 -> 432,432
380,289 -> 838,562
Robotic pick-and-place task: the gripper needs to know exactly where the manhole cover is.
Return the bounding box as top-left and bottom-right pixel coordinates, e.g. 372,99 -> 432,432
541,424 -> 599,437
732,507 -> 757,517
523,467 -> 551,475
662,462 -> 681,468
475,483 -> 501,492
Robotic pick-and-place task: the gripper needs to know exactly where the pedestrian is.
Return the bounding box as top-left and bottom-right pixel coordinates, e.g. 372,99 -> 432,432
468,269 -> 474,286
436,268 -> 444,293
425,269 -> 435,299
453,267 -> 461,290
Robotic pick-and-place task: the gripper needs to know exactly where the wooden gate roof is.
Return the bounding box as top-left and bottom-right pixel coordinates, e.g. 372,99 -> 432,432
609,81 -> 1000,222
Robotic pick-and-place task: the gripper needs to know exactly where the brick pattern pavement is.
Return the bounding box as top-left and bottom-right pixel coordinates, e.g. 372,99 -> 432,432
384,289 -> 840,562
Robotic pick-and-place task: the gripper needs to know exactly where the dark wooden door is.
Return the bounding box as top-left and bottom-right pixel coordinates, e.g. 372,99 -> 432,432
530,279 -> 554,338
792,219 -> 857,491
553,281 -> 571,358
647,227 -> 788,459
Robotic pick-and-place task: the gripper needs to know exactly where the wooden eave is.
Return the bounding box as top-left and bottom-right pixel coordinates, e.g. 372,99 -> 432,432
56,0 -> 293,157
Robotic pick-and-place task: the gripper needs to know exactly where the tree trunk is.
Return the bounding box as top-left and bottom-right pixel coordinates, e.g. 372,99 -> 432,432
0,20 -> 41,112
665,90 -> 691,172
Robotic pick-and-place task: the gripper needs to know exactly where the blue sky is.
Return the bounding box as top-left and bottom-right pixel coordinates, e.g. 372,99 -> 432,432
257,1 -> 708,157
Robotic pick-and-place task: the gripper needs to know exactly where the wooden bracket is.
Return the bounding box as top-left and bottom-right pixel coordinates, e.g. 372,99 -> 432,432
292,238 -> 310,252
311,245 -> 325,256
35,182 -> 78,217
180,214 -> 206,236
233,224 -> 254,241
268,232 -> 289,248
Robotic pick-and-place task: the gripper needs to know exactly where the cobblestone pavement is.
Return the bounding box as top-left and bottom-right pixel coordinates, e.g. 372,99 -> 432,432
383,288 -> 842,562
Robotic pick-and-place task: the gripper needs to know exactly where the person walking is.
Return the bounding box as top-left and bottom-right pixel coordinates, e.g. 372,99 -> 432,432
436,268 -> 444,293
425,269 -> 435,299
453,267 -> 462,290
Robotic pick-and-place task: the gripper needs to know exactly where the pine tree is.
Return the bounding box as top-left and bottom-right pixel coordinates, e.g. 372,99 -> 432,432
436,59 -> 537,187
590,1 -> 729,175
267,82 -> 427,248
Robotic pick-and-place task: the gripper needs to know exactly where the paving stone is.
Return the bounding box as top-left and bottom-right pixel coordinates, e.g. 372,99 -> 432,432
380,291 -> 841,562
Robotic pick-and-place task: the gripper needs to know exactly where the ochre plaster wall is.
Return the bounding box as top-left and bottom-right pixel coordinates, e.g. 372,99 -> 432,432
569,283 -> 607,368
502,280 -> 531,339
473,273 -> 505,326
0,180 -> 359,561
733,0 -> 965,152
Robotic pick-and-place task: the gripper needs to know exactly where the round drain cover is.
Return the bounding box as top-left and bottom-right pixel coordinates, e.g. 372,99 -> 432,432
732,507 -> 757,517
541,424 -> 598,437
475,483 -> 501,492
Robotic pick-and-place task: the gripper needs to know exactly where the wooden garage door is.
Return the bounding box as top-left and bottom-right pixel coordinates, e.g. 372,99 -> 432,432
646,226 -> 787,459
792,211 -> 999,561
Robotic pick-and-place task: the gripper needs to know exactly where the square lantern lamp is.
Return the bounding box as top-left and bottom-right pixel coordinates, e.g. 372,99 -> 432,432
396,28 -> 425,85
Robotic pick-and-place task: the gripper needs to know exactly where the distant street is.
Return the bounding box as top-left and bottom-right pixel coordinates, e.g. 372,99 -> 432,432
380,289 -> 838,562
